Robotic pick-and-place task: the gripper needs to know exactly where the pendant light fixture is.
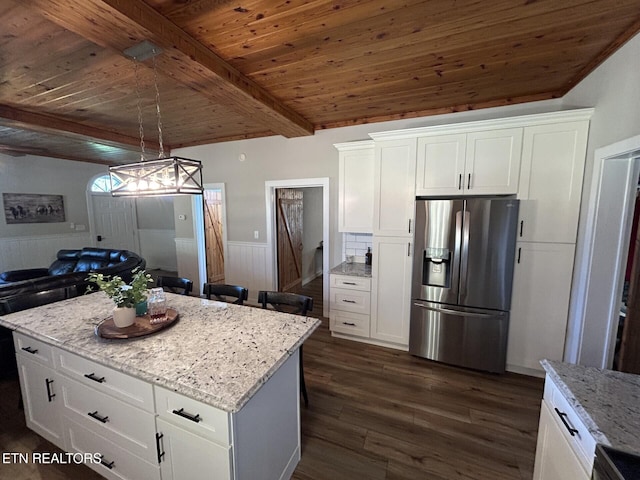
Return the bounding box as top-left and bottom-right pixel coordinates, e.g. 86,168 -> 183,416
109,41 -> 203,197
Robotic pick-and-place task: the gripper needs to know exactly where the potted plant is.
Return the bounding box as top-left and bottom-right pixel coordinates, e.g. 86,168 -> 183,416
87,268 -> 153,327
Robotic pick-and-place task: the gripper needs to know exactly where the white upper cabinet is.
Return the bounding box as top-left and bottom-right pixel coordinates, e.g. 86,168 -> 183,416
335,141 -> 375,233
416,128 -> 523,196
517,120 -> 589,244
415,134 -> 467,196
373,138 -> 417,237
465,128 -> 523,195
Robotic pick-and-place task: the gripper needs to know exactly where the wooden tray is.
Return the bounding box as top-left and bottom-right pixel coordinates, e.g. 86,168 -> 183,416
96,308 -> 179,339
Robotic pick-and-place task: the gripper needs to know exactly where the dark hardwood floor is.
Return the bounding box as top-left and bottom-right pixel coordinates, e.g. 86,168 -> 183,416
0,290 -> 543,479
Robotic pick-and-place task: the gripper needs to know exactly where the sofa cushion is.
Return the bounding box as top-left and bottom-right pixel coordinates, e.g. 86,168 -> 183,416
48,249 -> 81,275
0,268 -> 50,284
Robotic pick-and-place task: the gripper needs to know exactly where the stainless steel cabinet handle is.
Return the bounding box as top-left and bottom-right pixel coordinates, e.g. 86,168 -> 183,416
342,322 -> 356,326
407,242 -> 411,256
517,247 -> 521,264
21,346 -> 38,354
467,173 -> 471,189
342,282 -> 357,286
520,220 -> 524,237
408,219 -> 412,233
554,408 -> 578,437
342,299 -> 357,304
458,174 -> 462,190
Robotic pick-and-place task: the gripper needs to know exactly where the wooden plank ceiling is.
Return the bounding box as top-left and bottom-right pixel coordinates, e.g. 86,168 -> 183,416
0,0 -> 639,164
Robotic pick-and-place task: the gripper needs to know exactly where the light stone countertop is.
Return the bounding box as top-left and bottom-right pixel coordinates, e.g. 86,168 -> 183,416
542,359 -> 640,453
0,292 -> 320,413
330,261 -> 372,277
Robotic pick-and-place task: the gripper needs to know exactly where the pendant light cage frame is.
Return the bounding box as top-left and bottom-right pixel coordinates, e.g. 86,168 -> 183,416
110,41 -> 203,197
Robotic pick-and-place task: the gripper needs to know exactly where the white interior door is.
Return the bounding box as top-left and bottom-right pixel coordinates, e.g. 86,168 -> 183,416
91,195 -> 139,252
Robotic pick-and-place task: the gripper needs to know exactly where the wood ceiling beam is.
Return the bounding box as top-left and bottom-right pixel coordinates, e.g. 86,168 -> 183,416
0,104 -> 162,152
25,0 -> 314,138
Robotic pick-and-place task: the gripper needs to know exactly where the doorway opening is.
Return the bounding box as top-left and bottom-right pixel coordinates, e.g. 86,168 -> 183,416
203,187 -> 225,284
194,183 -> 228,296
266,178 -> 329,318
568,134 -> 640,369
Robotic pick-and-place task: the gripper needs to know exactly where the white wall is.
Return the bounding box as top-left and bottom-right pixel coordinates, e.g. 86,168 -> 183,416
0,154 -> 105,270
562,32 -> 640,366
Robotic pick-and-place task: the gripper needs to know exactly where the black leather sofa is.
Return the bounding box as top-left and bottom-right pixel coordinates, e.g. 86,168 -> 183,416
0,247 -> 145,315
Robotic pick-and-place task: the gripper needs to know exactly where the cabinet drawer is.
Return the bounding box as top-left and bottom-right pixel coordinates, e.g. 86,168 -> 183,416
14,332 -> 54,367
330,288 -> 370,315
330,274 -> 371,291
330,311 -> 370,338
59,375 -> 157,464
64,417 -> 160,480
155,386 -> 230,446
543,377 -> 596,473
56,349 -> 154,412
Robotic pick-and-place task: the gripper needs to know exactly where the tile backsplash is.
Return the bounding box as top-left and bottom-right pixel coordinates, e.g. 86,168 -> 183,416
342,233 -> 372,262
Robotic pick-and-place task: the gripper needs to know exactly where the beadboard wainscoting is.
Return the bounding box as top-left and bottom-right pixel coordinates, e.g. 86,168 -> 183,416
174,237 -> 200,294
139,229 -> 178,271
0,233 -> 92,271
226,241 -> 270,304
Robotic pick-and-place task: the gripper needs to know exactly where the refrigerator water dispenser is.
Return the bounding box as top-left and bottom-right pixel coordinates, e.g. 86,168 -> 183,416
422,247 -> 451,288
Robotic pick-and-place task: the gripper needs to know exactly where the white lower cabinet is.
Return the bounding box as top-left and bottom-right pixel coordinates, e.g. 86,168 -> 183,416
14,330 -> 301,480
64,417 -> 160,480
157,417 -> 232,480
507,242 -> 575,374
16,353 -> 63,446
533,376 -> 595,480
329,273 -> 372,340
370,236 -> 413,347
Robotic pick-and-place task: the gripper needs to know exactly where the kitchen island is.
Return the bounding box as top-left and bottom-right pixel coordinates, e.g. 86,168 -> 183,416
0,292 -> 320,480
534,359 -> 640,479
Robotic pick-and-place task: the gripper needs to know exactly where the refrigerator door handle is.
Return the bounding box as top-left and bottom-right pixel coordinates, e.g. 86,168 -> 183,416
453,210 -> 463,291
412,302 -> 494,318
459,210 -> 470,298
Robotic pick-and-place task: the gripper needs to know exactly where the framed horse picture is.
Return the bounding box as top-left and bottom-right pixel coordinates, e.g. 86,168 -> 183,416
3,193 -> 66,224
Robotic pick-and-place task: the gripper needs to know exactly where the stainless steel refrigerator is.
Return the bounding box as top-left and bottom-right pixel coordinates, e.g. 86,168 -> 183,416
409,197 -> 519,373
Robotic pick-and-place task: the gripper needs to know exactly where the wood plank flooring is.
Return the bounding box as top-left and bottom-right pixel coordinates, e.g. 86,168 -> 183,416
0,304 -> 543,479
293,320 -> 544,479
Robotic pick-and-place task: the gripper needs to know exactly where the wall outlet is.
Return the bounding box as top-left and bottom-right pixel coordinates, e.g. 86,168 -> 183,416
254,230 -> 259,239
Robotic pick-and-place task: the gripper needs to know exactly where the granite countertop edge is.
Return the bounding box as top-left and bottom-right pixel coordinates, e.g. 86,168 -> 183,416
541,359 -> 609,445
541,359 -> 640,454
330,261 -> 372,277
1,298 -> 321,414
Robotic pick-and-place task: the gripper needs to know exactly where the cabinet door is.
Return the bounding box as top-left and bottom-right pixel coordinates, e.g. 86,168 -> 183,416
16,354 -> 63,447
465,128 -> 523,195
415,134 -> 466,196
373,138 -> 417,237
370,236 -> 412,346
533,402 -> 590,480
338,143 -> 375,233
507,242 -> 575,373
518,121 -> 589,243
157,417 -> 232,480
